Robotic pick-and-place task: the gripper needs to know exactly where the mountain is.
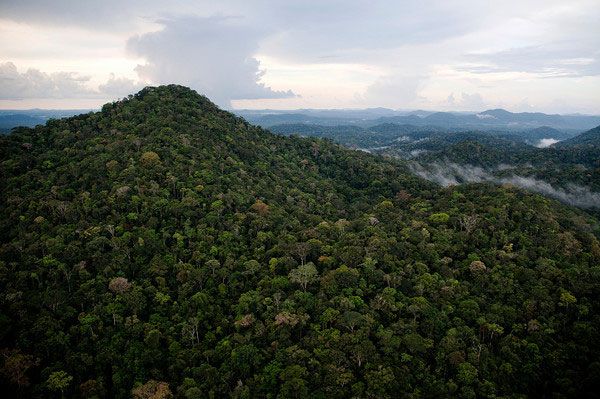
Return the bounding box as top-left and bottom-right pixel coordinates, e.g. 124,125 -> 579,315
558,125 -> 600,147
3,107 -> 598,133
478,109 -> 563,124
424,112 -> 462,125
0,114 -> 46,132
1,85 -> 600,398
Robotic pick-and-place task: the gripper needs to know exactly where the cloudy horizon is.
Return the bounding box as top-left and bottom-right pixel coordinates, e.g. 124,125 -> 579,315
1,0 -> 599,113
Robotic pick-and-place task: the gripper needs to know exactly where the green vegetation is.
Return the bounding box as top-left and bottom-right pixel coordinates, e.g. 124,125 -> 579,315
411,129 -> 600,195
1,85 -> 600,398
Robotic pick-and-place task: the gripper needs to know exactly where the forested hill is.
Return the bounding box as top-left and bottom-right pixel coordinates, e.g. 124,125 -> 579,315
1,85 -> 600,398
558,125 -> 600,147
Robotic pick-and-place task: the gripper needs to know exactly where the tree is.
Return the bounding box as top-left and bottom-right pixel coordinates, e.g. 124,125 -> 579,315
288,262 -> 318,291
132,380 -> 173,399
559,290 -> 577,308
429,212 -> 450,224
0,349 -> 39,389
250,199 -> 269,216
457,362 -> 478,386
294,242 -> 311,266
140,151 -> 161,167
108,277 -> 132,294
279,365 -> 308,398
459,214 -> 479,234
46,370 -> 73,398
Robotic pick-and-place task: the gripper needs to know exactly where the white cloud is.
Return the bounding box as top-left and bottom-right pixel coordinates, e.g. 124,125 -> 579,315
445,92 -> 486,110
536,138 -> 560,148
0,62 -> 142,100
0,62 -> 92,99
98,73 -> 145,97
360,75 -> 425,108
126,16 -> 296,107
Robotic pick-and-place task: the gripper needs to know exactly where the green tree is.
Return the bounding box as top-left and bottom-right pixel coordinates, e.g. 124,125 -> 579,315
288,262 -> 319,291
46,371 -> 73,398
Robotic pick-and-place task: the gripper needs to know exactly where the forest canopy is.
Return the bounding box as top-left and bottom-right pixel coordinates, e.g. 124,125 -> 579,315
1,85 -> 600,398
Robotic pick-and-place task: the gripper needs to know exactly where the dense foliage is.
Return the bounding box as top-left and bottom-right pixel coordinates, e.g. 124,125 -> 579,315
410,128 -> 600,194
1,86 -> 600,398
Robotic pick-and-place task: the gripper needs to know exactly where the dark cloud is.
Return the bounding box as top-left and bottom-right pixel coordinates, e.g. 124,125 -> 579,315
126,16 -> 296,107
256,0 -> 486,62
0,0 -> 146,31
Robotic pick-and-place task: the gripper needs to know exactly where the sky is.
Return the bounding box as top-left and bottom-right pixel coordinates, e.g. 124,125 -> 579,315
0,0 -> 599,113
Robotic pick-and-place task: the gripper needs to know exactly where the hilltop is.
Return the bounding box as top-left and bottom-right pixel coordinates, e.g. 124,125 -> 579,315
1,85 -> 600,398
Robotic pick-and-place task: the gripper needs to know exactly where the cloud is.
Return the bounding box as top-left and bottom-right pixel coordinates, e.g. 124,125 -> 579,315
361,75 -> 424,108
461,45 -> 600,78
409,161 -> 600,208
1,1 -> 488,58
126,16 -> 296,107
98,74 -> 145,97
0,0 -> 150,31
536,138 -> 560,148
446,92 -> 486,110
0,62 -> 142,100
1,1 -> 599,111
256,0 -> 487,63
0,62 -> 92,99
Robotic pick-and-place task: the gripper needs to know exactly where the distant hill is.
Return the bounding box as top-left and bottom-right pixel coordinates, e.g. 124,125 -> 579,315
0,114 -> 46,130
558,125 -> 600,147
269,122 -> 441,148
2,107 -> 598,133
0,109 -> 93,133
524,126 -> 571,141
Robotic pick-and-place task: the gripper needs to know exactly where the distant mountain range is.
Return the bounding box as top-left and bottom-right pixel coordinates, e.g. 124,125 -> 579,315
237,108 -> 600,132
0,109 -> 92,132
2,107 -> 599,134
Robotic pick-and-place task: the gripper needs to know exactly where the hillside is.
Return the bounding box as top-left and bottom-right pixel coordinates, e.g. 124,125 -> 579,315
389,124 -> 600,208
558,125 -> 600,147
1,86 -> 600,398
525,126 -> 570,142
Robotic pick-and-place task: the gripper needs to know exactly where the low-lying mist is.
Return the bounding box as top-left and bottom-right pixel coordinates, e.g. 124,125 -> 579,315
536,138 -> 560,148
409,161 -> 600,209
